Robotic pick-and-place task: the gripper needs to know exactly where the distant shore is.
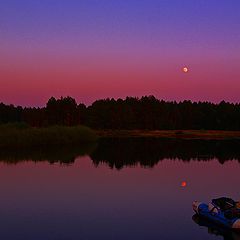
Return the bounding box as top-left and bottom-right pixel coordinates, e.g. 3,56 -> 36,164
1,123 -> 240,149
0,124 -> 98,148
96,130 -> 240,140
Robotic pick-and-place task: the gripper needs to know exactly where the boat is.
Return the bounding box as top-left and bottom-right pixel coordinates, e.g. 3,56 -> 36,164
192,214 -> 240,240
193,197 -> 240,229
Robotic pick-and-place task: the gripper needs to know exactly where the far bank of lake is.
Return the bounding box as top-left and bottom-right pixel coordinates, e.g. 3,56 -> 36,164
1,123 -> 240,150
96,129 -> 240,140
0,124 -> 98,148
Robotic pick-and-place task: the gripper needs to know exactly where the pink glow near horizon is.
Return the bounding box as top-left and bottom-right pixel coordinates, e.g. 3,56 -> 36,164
1,54 -> 239,107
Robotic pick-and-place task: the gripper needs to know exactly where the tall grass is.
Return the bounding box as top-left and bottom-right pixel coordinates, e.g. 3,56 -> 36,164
0,123 -> 98,148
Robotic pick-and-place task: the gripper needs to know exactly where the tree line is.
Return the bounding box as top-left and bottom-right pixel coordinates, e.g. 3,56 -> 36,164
1,95 -> 240,130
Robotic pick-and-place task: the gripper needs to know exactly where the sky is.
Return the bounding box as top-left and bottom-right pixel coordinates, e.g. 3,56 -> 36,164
0,0 -> 240,106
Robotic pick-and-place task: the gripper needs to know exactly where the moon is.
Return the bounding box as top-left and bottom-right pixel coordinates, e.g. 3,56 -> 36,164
182,67 -> 189,73
181,181 -> 187,187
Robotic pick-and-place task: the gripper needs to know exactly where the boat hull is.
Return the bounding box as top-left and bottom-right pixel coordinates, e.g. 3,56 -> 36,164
193,201 -> 240,230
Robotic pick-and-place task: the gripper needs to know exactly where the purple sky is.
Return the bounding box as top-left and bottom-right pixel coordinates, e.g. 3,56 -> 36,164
0,0 -> 240,106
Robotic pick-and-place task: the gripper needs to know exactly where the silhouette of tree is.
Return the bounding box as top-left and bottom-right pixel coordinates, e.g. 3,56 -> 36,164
46,96 -> 78,126
0,103 -> 23,123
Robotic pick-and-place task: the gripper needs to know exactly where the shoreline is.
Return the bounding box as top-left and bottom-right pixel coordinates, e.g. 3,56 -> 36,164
0,125 -> 98,148
95,130 -> 240,140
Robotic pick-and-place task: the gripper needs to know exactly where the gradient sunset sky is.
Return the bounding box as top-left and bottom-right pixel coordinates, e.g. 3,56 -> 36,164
1,0 -> 240,106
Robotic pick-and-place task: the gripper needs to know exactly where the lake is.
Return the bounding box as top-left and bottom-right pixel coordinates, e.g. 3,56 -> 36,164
0,138 -> 240,240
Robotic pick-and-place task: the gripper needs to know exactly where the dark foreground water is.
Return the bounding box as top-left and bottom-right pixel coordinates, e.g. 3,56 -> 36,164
0,138 -> 240,240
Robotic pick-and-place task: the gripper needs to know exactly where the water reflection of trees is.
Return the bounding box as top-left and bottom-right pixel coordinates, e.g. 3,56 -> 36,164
90,138 -> 240,170
0,143 -> 96,164
1,138 -> 240,168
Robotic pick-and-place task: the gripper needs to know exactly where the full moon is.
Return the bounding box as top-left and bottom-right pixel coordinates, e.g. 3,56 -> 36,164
181,181 -> 187,187
182,67 -> 189,73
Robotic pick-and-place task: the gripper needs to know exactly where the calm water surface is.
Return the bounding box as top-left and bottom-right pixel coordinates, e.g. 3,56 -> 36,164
0,138 -> 240,240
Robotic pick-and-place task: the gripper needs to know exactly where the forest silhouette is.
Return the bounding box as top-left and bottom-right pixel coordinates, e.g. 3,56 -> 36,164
1,96 -> 240,130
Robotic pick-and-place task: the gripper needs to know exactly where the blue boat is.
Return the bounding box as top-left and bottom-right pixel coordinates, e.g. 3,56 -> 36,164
193,197 -> 240,230
192,214 -> 240,240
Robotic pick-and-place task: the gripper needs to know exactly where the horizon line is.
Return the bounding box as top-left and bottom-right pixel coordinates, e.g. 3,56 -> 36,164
1,95 -> 240,108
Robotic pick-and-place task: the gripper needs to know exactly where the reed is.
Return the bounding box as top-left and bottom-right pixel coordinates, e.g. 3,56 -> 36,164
0,123 -> 98,147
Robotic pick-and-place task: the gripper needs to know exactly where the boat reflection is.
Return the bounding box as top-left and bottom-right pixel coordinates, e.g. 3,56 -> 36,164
192,214 -> 240,240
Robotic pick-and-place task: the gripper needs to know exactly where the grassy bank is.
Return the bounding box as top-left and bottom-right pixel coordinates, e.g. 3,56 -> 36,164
0,123 -> 98,148
96,130 -> 240,140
